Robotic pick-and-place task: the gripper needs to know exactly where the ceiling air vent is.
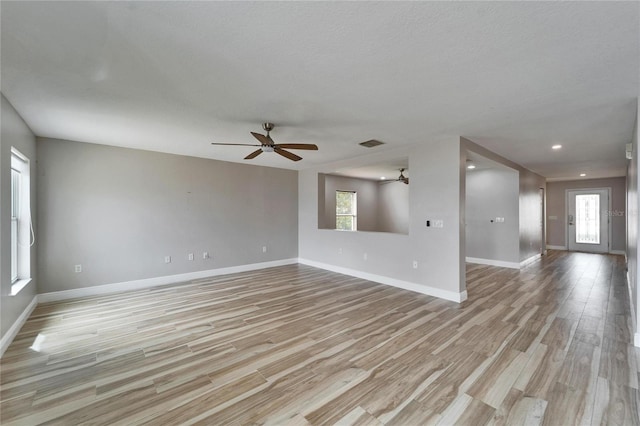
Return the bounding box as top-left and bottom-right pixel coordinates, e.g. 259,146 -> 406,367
359,139 -> 385,148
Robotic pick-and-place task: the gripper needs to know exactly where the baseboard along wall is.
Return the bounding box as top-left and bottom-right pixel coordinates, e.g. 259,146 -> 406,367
465,257 -> 520,269
298,258 -> 467,303
0,296 -> 38,358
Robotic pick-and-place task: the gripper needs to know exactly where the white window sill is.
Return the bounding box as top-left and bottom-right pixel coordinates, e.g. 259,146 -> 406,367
11,278 -> 32,296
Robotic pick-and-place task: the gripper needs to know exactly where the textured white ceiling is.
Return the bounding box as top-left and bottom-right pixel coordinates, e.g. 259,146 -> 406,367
2,2 -> 638,179
332,158 -> 409,182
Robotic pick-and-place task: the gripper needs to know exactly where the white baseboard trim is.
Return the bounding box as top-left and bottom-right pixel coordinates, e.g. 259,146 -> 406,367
544,246 -> 625,256
520,254 -> 542,268
38,258 -> 298,303
0,295 -> 38,358
298,258 -> 467,303
465,257 -> 520,270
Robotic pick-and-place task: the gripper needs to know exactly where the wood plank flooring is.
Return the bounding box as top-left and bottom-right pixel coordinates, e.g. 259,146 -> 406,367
1,250 -> 638,425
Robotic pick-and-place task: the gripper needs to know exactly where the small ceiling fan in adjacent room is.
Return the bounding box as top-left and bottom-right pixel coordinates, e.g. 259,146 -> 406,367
382,168 -> 409,185
211,123 -> 318,162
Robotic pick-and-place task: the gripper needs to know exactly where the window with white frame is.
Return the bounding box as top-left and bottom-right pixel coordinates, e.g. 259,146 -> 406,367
10,148 -> 32,294
336,190 -> 357,231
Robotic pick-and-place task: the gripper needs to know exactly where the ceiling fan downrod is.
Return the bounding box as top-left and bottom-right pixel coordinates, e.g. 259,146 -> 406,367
262,122 -> 274,137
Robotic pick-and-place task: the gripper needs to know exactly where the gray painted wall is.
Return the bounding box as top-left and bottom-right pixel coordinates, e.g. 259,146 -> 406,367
627,100 -> 639,343
377,181 -> 409,234
547,177 -> 626,252
320,174 -> 379,232
1,95 -> 37,338
37,138 -> 298,293
318,174 -> 409,234
519,169 -> 545,262
461,138 -> 546,263
466,168 -> 520,263
300,137 -> 464,296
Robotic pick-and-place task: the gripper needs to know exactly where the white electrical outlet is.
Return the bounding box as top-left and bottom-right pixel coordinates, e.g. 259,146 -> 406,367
74,264 -> 82,273
363,253 -> 368,261
412,260 -> 418,269
203,252 -> 210,259
188,253 -> 194,261
262,246 -> 267,253
434,220 -> 444,228
338,248 -> 343,254
164,256 -> 171,264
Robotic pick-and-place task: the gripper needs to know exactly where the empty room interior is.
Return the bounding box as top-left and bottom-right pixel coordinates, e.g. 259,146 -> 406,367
1,2 -> 639,425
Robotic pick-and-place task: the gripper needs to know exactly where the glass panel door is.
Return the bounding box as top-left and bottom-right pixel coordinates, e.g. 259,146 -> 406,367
567,188 -> 609,253
575,194 -> 600,244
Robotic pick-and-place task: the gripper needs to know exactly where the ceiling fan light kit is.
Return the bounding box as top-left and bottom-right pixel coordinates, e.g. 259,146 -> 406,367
211,123 -> 318,162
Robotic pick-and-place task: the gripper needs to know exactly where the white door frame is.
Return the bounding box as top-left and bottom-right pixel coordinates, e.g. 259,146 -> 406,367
564,187 -> 611,253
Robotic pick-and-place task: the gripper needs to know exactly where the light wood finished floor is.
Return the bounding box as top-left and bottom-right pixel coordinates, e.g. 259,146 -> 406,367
1,251 -> 638,425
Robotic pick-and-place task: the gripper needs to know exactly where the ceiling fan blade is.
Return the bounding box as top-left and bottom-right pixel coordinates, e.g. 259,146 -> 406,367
275,143 -> 318,151
211,142 -> 260,147
251,132 -> 272,145
274,147 -> 302,161
244,149 -> 263,160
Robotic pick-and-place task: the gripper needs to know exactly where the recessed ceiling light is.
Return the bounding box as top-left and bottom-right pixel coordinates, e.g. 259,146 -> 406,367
467,164 -> 476,170
552,144 -> 562,150
580,173 -> 586,177
380,176 -> 386,180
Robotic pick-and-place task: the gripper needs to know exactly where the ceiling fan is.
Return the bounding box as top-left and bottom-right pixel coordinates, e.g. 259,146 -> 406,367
382,168 -> 409,185
211,123 -> 318,162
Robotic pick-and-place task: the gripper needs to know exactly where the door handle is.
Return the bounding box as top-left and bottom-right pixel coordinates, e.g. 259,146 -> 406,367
568,214 -> 574,225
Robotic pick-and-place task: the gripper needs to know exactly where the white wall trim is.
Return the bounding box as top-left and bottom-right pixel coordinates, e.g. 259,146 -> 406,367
298,258 -> 467,303
627,269 -> 638,347
38,259 -> 298,303
545,246 -> 624,256
520,253 -> 542,268
465,257 -> 520,270
0,295 -> 38,358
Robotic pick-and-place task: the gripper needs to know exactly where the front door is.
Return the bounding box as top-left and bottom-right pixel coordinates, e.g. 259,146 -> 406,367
567,188 -> 609,253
